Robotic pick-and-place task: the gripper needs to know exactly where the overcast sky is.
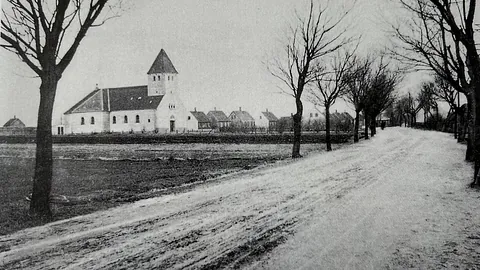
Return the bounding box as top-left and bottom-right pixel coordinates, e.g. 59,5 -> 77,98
0,0 -> 410,126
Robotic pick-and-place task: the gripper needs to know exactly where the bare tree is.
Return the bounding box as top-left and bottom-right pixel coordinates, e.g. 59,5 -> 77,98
310,49 -> 356,151
269,0 -> 354,158
393,0 -> 480,186
1,0 -> 123,219
343,56 -> 373,142
432,74 -> 464,139
417,81 -> 438,126
363,62 -> 400,137
394,96 -> 412,126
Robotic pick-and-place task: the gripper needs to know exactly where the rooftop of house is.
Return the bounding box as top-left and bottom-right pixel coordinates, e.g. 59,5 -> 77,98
3,116 -> 25,128
262,111 -> 279,122
147,49 -> 178,74
207,110 -> 230,122
190,111 -> 211,123
230,110 -> 255,122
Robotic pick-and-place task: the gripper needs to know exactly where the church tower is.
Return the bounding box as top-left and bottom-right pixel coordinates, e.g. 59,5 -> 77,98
147,49 -> 178,96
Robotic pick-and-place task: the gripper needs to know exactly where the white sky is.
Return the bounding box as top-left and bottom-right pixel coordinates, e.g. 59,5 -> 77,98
0,0 -> 409,126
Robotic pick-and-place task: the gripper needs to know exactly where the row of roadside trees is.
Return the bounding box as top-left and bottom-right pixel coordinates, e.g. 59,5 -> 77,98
269,1 -> 401,156
392,0 -> 480,187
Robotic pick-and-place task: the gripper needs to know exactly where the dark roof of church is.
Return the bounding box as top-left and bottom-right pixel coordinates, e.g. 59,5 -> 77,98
190,111 -> 211,123
147,49 -> 178,74
65,86 -> 164,114
109,86 -> 164,111
3,117 -> 25,127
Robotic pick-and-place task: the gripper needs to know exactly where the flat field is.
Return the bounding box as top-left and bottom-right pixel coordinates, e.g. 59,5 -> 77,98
0,143 -> 332,235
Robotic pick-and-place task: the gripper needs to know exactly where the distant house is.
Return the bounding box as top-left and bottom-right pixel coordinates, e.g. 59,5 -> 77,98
277,116 -> 294,133
229,108 -> 255,129
255,109 -> 278,132
376,112 -> 391,127
0,116 -> 36,136
330,111 -> 354,132
3,116 -> 25,128
64,49 -> 187,134
303,110 -> 325,131
187,109 -> 211,131
207,109 -> 231,129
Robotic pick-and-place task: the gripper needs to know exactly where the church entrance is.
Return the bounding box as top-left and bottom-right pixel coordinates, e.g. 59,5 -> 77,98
170,120 -> 175,132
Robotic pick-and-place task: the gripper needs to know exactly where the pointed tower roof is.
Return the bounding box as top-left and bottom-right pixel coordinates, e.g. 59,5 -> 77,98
147,49 -> 178,74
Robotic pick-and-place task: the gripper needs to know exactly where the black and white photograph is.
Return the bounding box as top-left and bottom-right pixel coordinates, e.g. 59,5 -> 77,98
0,0 -> 479,269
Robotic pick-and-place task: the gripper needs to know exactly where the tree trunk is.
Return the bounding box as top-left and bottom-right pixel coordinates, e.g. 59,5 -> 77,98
325,105 -> 332,151
30,75 -> 58,220
454,107 -> 458,139
466,93 -> 474,161
364,114 -> 369,140
370,116 -> 376,137
353,110 -> 360,143
472,88 -> 480,186
291,97 -> 303,158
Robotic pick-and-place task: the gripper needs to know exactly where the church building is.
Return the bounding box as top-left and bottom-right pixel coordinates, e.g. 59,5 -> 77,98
64,49 -> 187,134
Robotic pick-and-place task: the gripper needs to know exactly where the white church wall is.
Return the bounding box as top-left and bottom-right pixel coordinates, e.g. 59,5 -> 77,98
66,112 -> 109,134
110,110 -> 156,133
155,93 -> 187,133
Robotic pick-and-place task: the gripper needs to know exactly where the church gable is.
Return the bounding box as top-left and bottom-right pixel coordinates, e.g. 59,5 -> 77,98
65,89 -> 106,114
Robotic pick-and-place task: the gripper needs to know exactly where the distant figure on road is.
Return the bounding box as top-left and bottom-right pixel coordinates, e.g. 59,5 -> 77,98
381,121 -> 386,130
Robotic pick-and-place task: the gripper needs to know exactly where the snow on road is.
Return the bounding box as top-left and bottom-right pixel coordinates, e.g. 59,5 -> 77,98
1,128 -> 479,269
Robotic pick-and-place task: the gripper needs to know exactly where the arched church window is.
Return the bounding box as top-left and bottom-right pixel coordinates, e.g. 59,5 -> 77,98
91,117 -> 95,125
136,115 -> 140,123
124,115 -> 128,123
113,116 -> 116,124
153,76 -> 156,81
81,117 -> 85,125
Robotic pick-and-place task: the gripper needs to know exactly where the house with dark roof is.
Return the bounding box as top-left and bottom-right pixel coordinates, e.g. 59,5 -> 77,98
207,109 -> 231,129
330,111 -> 354,132
64,49 -> 187,134
3,116 -> 25,128
255,109 -> 278,132
229,108 -> 255,129
187,109 -> 212,130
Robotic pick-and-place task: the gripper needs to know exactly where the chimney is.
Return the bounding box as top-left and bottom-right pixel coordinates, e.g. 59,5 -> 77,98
194,107 -> 197,112
95,83 -> 99,90
266,108 -> 268,112
239,107 -> 242,111
214,107 -> 217,111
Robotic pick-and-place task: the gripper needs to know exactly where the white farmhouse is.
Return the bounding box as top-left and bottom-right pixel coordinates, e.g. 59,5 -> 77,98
64,49 -> 187,134
255,109 -> 278,132
186,109 -> 212,131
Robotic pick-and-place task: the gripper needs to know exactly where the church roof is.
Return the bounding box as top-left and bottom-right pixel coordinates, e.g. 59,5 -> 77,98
3,117 -> 25,127
147,49 -> 178,74
65,86 -> 164,114
109,86 -> 163,111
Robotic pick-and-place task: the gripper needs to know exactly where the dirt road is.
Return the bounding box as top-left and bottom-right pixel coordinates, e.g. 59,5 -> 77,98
1,128 -> 479,269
